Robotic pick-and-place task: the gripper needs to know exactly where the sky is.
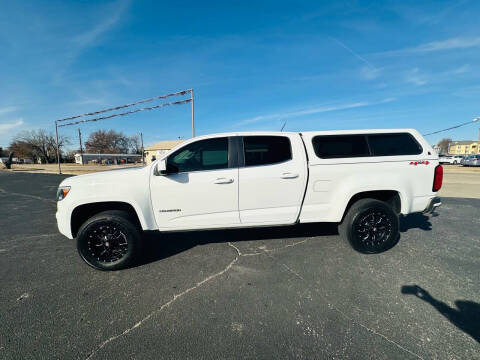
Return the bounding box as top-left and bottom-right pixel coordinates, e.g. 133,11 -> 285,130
1,0 -> 479,150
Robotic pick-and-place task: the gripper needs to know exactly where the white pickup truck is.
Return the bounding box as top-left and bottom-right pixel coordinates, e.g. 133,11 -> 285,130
56,129 -> 442,270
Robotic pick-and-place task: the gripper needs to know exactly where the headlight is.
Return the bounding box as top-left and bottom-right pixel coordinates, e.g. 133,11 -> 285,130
56,186 -> 71,201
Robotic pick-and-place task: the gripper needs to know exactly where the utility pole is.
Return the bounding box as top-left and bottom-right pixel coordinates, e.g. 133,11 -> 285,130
191,89 -> 195,138
78,128 -> 83,164
55,121 -> 61,174
140,132 -> 145,165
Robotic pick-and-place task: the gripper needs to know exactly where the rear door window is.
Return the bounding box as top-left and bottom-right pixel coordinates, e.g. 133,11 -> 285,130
243,136 -> 292,166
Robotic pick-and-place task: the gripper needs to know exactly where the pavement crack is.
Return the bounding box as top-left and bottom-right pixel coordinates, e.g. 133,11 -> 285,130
264,251 -> 424,360
2,233 -> 59,245
229,238 -> 312,257
85,247 -> 239,360
227,242 -> 242,256
330,307 -> 425,360
0,187 -> 56,204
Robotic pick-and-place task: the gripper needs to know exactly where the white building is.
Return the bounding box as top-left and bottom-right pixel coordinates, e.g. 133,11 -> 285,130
144,140 -> 184,164
74,153 -> 142,165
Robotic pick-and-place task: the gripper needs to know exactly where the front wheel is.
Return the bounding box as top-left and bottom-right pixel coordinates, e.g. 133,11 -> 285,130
339,199 -> 399,253
76,210 -> 142,271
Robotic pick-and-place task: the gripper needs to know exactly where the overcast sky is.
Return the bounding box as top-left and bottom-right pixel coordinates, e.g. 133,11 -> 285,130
1,0 -> 479,149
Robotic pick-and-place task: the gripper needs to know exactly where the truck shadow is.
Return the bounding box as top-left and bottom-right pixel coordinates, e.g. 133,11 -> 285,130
139,223 -> 338,266
139,213 -> 434,266
401,285 -> 480,343
400,213 -> 432,232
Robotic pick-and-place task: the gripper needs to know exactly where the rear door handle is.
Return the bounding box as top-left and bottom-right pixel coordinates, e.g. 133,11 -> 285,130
214,178 -> 234,184
281,172 -> 299,179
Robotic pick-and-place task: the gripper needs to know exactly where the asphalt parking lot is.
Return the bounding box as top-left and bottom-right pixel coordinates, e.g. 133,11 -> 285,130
0,171 -> 479,359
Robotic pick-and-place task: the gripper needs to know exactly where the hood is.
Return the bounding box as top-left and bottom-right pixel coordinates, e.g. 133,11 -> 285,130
59,165 -> 149,187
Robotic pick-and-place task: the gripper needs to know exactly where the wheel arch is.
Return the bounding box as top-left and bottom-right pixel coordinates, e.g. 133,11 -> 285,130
341,190 -> 402,222
71,201 -> 144,238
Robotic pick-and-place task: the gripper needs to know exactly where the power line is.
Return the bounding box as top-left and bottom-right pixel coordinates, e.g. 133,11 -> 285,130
54,89 -> 194,174
57,98 -> 192,128
56,89 -> 192,123
423,117 -> 479,136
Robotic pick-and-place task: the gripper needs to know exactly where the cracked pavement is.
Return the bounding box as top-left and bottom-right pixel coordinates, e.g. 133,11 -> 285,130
0,171 -> 479,359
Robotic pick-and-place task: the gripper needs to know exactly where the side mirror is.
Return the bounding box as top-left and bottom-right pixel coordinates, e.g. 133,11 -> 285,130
155,159 -> 168,176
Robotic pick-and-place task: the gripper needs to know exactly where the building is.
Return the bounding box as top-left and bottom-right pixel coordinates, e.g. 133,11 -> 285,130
144,140 -> 184,164
0,157 -> 32,164
74,153 -> 142,165
448,141 -> 480,155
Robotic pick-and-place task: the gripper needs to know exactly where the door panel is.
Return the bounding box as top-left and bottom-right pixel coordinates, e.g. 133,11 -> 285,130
151,168 -> 239,229
150,136 -> 240,230
239,163 -> 304,224
239,135 -> 307,224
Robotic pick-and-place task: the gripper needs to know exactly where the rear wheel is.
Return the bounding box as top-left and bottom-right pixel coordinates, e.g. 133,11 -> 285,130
339,198 -> 399,253
76,210 -> 142,271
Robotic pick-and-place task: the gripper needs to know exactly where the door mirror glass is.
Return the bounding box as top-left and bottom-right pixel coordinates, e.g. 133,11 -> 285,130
157,159 -> 167,175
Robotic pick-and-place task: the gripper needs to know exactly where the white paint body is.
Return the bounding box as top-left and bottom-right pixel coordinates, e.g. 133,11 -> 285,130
56,129 -> 440,239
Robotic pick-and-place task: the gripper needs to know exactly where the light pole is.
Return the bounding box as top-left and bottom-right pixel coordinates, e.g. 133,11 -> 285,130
474,117 -> 479,155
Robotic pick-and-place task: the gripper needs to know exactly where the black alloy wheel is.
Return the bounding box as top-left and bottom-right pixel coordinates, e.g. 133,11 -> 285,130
352,210 -> 393,252
85,223 -> 129,263
76,210 -> 141,271
339,198 -> 399,253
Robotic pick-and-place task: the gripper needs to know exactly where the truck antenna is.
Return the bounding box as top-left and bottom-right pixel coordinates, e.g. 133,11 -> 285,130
280,121 -> 287,132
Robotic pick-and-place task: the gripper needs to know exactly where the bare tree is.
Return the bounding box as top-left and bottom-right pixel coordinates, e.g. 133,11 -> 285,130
8,140 -> 33,159
129,134 -> 142,154
437,138 -> 452,154
10,130 -> 70,163
84,130 -> 130,154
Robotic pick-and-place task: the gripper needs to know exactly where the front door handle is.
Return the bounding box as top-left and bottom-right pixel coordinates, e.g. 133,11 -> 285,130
281,172 -> 299,179
214,178 -> 234,184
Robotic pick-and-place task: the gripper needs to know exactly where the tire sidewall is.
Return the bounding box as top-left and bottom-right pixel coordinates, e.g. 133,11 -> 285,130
77,212 -> 141,271
344,199 -> 399,254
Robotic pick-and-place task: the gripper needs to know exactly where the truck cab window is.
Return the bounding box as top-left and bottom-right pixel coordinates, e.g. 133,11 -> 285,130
243,136 -> 292,166
167,137 -> 228,173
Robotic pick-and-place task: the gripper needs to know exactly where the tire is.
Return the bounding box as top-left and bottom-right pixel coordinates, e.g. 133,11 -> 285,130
453,161 -> 457,165
339,198 -> 399,254
76,210 -> 142,271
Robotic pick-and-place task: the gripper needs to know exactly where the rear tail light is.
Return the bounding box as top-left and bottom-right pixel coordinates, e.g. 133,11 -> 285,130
432,165 -> 443,192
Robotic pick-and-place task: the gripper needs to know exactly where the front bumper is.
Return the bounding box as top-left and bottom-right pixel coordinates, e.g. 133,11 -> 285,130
56,204 -> 74,239
423,196 -> 441,214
